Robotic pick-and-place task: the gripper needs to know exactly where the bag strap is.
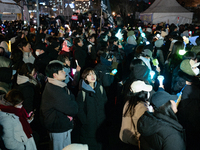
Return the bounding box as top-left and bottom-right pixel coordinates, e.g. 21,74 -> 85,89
82,91 -> 86,102
82,85 -> 103,102
130,116 -> 140,149
100,85 -> 103,94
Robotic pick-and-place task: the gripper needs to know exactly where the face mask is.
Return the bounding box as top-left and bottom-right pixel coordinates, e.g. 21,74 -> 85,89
35,51 -> 40,56
15,105 -> 23,109
63,67 -> 70,75
192,68 -> 199,75
63,67 -> 71,84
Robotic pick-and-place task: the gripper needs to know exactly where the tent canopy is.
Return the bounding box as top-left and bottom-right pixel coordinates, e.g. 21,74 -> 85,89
140,0 -> 193,24
0,0 -> 21,14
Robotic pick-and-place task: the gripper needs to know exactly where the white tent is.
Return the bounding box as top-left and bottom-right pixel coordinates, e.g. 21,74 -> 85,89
140,0 -> 193,24
0,0 -> 21,14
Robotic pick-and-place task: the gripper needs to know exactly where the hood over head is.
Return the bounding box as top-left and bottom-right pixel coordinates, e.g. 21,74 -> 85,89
131,64 -> 151,82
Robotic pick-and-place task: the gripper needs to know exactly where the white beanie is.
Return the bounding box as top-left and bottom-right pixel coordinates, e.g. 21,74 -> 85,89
63,144 -> 88,150
0,41 -> 8,52
155,39 -> 164,48
146,28 -> 152,33
127,36 -> 137,45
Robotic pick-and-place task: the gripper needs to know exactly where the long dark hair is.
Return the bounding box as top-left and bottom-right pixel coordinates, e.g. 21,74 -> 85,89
155,101 -> 178,121
124,91 -> 148,117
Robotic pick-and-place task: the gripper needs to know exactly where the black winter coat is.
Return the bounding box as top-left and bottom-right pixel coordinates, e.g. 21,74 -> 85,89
41,82 -> 78,133
138,111 -> 186,150
76,81 -> 107,149
177,98 -> 200,150
15,82 -> 36,114
94,63 -> 114,87
34,53 -> 51,75
74,45 -> 87,68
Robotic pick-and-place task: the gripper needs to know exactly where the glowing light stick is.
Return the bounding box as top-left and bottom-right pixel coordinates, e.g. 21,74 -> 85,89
115,29 -> 123,40
146,41 -> 150,45
179,49 -> 186,55
75,60 -> 79,66
9,40 -> 11,52
157,75 -> 164,85
156,34 -> 161,38
152,59 -> 159,68
141,33 -> 146,38
150,71 -> 155,79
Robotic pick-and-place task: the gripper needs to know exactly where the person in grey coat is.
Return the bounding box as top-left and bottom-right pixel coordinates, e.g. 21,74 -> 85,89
0,89 -> 37,150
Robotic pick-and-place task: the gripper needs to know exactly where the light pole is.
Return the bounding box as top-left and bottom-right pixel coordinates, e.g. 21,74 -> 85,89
36,0 -> 40,27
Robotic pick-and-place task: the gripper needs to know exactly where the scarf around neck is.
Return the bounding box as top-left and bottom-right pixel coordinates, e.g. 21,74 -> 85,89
48,77 -> 67,88
0,105 -> 32,138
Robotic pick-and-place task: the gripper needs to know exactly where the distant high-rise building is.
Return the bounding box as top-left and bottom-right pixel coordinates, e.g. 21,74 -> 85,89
74,0 -> 91,13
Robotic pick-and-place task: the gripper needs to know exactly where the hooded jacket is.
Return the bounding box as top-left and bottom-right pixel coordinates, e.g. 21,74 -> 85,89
76,80 -> 107,147
74,45 -> 87,68
34,52 -> 51,75
94,57 -> 114,87
124,44 -> 136,57
131,64 -> 151,83
138,111 -> 186,150
13,75 -> 37,114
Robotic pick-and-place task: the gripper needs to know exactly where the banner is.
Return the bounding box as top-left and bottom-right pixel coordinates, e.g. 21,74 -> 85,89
1,14 -> 17,21
0,3 -> 21,14
140,13 -> 153,23
101,0 -> 114,25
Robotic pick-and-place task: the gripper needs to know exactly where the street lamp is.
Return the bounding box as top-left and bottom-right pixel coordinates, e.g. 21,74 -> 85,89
112,12 -> 115,16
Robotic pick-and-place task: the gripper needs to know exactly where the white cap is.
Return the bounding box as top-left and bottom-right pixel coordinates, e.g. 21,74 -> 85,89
130,80 -> 152,93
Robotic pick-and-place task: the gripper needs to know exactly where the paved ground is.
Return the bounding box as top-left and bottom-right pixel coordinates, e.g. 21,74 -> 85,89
37,104 -> 139,150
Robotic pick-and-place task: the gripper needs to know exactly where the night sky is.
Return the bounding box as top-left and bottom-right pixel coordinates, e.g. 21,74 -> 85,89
177,0 -> 200,7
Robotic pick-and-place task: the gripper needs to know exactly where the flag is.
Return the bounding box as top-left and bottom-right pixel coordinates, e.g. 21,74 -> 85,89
101,0 -> 114,25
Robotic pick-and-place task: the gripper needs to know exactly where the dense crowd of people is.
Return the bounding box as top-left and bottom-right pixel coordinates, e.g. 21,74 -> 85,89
0,17 -> 200,150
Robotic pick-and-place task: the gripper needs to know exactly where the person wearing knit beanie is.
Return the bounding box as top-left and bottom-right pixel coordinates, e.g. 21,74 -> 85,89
127,36 -> 137,45
124,33 -> 137,56
180,59 -> 200,76
155,39 -> 165,68
155,39 -> 164,48
127,30 -> 135,37
146,28 -> 152,33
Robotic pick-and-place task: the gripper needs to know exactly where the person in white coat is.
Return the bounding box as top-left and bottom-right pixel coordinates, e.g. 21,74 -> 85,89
0,89 -> 37,150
